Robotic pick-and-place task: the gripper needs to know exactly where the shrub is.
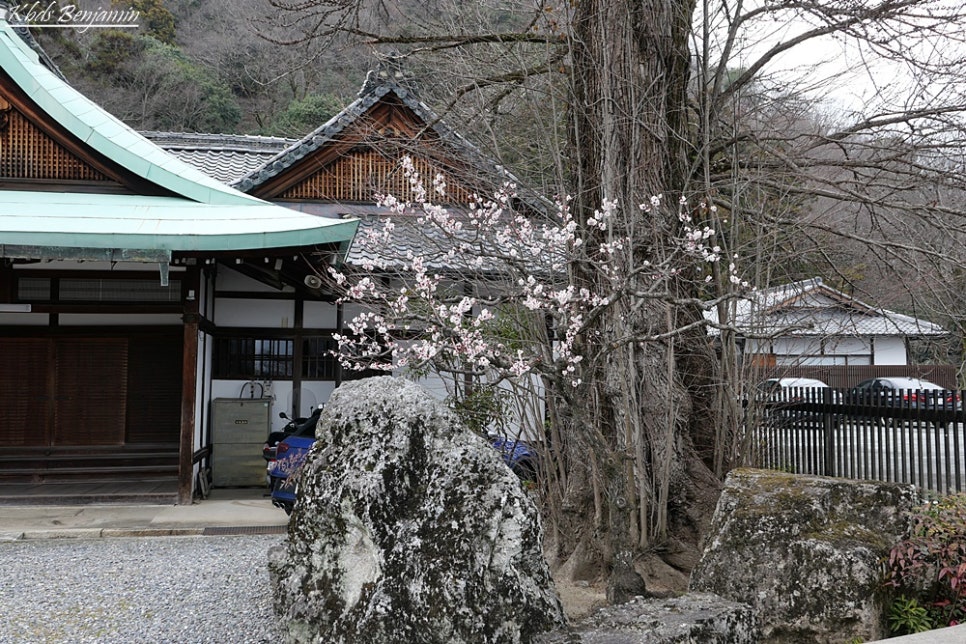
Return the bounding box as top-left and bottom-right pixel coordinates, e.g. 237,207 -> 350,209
885,494 -> 966,634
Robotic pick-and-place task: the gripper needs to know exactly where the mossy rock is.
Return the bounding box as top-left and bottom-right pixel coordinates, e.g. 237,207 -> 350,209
690,468 -> 920,643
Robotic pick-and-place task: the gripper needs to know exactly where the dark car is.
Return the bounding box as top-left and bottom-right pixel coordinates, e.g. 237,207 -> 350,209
847,377 -> 962,426
269,430 -> 540,514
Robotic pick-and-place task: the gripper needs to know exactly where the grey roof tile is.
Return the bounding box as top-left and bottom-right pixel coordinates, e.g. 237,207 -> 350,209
707,277 -> 946,337
142,131 -> 296,184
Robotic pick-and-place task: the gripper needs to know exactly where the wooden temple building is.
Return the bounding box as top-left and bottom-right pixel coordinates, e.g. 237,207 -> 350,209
0,18 -> 531,503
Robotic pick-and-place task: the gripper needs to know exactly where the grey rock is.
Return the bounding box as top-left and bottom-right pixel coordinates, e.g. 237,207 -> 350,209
269,376 -> 566,643
689,468 -> 921,643
535,593 -> 759,643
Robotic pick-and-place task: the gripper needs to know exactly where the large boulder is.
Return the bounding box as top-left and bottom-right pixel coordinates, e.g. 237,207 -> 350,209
689,468 -> 920,643
268,376 -> 566,644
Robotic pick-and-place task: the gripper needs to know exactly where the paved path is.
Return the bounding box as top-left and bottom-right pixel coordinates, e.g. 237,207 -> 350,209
0,488 -> 287,540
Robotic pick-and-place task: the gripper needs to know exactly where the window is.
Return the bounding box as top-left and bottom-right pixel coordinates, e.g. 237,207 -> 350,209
302,337 -> 340,380
213,337 -> 293,379
60,279 -> 181,302
16,276 -> 181,303
212,336 -> 345,381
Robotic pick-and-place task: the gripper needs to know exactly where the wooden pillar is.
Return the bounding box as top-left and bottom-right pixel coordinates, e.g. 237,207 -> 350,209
178,266 -> 201,504
0,260 -> 13,302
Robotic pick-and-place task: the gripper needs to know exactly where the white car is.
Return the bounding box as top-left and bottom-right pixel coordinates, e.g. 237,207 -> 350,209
755,377 -> 839,426
758,377 -> 833,400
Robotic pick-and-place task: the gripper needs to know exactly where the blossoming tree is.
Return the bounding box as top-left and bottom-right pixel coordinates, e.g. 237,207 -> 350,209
329,157 -> 746,594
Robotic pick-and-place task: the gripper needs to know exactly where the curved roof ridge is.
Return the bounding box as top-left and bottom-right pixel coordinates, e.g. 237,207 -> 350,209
0,20 -> 268,207
232,80 -> 389,193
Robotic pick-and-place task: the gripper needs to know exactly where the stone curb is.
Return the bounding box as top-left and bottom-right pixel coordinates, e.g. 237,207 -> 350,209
101,528 -> 206,538
1,527 -> 208,541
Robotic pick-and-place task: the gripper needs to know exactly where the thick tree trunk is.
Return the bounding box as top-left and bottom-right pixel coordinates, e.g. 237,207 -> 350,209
553,0 -> 720,597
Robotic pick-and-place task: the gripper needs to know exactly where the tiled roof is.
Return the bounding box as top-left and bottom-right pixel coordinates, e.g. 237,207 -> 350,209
142,132 -> 296,184
347,214 -> 478,272
274,204 -> 509,273
232,69 -> 548,212
707,277 -> 946,337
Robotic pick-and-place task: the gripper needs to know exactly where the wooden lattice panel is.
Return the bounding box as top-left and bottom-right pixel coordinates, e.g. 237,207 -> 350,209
279,151 -> 473,203
0,107 -> 112,182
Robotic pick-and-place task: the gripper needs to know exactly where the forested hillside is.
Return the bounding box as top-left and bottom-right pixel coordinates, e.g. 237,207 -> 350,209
25,0 -> 966,362
33,0 -> 372,136
29,0 -> 562,193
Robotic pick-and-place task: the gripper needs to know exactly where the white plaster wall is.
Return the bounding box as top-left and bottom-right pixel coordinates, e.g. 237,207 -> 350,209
748,335 -> 890,365
874,337 -> 907,365
304,300 -> 338,328
745,338 -> 768,354
192,327 -> 208,496
824,336 -> 871,354
497,374 -> 546,443
216,265 -> 294,292
209,380 -> 278,430
402,370 -> 452,402
342,302 -> 371,323
394,368 -> 546,443
294,381 -> 336,416
207,379 -> 339,432
214,299 -> 295,328
196,329 -> 212,455
771,337 -> 821,356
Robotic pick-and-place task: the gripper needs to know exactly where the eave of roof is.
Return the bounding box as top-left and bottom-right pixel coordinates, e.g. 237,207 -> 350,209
0,190 -> 359,254
0,20 -> 267,207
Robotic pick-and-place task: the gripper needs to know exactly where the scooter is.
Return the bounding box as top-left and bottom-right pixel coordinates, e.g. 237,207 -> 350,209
262,406 -> 323,486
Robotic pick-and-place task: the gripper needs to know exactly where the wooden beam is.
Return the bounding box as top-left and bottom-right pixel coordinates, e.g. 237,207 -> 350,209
177,266 -> 201,504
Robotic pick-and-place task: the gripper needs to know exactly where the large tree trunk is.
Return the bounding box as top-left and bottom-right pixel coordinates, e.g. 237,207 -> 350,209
553,0 -> 720,598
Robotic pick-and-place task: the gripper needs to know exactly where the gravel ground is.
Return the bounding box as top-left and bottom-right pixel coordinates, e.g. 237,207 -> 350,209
0,535 -> 285,644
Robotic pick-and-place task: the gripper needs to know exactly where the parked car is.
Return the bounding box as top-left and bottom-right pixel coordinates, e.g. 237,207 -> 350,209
757,377 -> 833,399
754,377 -> 839,423
490,435 -> 540,481
269,430 -> 540,514
846,377 -> 962,420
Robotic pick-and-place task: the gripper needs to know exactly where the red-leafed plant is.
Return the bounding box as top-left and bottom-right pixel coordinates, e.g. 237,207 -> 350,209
886,495 -> 966,634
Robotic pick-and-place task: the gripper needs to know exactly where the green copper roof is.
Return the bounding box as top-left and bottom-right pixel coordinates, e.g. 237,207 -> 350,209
0,191 -> 358,254
0,20 -> 358,257
0,21 -> 271,207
